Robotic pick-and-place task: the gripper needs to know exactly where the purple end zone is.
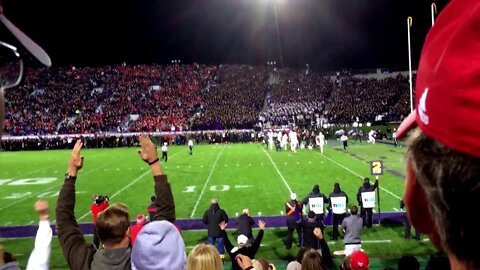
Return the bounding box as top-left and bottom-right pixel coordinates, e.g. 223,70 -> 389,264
0,212 -> 406,238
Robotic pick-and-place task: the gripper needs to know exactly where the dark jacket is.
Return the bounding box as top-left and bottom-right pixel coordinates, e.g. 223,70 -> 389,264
237,214 -> 255,238
56,174 -> 175,270
302,186 -> 328,213
203,203 -> 229,238
222,229 -> 264,270
285,199 -> 303,228
300,219 -> 324,249
357,180 -> 378,208
328,184 -> 349,213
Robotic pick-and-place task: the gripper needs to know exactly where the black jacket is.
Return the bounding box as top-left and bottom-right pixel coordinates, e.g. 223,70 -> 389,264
357,180 -> 378,208
301,219 -> 324,249
222,229 -> 264,270
203,203 -> 229,237
302,186 -> 328,211
237,214 -> 255,238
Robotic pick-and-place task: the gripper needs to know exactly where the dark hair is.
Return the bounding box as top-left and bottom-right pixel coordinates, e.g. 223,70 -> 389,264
350,205 -> 358,215
301,249 -> 328,270
398,255 -> 420,270
150,195 -> 156,202
407,129 -> 480,267
96,203 -> 130,245
3,252 -> 16,263
296,247 -> 308,263
94,195 -> 108,205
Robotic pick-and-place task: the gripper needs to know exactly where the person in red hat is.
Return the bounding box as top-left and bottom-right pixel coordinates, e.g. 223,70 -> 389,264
349,250 -> 369,270
396,0 -> 480,269
90,194 -> 109,248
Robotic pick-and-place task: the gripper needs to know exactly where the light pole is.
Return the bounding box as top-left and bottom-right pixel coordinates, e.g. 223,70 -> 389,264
431,3 -> 437,26
407,17 -> 414,112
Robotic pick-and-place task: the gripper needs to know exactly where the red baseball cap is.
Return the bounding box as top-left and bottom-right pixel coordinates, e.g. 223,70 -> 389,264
350,250 -> 369,270
396,0 -> 480,158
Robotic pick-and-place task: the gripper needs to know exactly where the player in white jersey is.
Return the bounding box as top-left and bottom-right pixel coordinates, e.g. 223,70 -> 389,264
317,132 -> 325,153
367,130 -> 376,144
282,133 -> 289,151
188,139 -> 194,155
268,130 -> 274,151
289,130 -> 298,153
161,142 -> 168,162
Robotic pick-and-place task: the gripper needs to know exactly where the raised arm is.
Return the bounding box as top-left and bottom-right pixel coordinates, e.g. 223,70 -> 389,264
55,140 -> 95,270
251,220 -> 265,255
372,179 -> 379,191
314,228 -> 332,269
26,200 -> 52,270
137,134 -> 175,222
220,221 -> 234,255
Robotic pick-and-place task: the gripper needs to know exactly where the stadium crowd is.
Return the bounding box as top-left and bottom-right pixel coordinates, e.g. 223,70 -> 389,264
261,69 -> 331,127
325,75 -> 413,124
3,64 -> 417,139
192,65 -> 267,130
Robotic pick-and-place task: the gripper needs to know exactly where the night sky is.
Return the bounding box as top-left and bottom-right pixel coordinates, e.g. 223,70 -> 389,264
1,0 -> 450,71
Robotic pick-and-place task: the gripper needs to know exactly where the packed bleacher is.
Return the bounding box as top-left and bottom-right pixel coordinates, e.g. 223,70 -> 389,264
191,65 -> 268,130
261,69 -> 331,126
325,74 -> 413,124
3,65 -> 416,138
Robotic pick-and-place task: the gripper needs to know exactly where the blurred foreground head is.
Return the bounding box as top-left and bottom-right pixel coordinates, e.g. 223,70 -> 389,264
396,0 -> 480,268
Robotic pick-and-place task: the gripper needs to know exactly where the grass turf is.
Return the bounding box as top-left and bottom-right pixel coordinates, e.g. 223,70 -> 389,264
0,141 -> 436,269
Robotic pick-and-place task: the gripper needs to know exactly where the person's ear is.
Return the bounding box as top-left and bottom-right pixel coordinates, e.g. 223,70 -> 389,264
404,161 -> 442,250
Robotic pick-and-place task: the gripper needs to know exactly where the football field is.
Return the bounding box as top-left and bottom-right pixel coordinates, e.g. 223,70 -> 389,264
1,141 -> 439,269
0,141 -> 408,226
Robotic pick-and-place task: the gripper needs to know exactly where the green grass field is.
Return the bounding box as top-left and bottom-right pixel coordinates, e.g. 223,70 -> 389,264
0,141 -> 437,269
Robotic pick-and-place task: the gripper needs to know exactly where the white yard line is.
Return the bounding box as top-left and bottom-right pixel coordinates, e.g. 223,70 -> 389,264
77,170 -> 151,221
190,146 -> 226,218
261,147 -> 293,194
318,153 -> 402,200
78,151 -> 183,222
0,161 -> 115,212
393,208 -> 400,212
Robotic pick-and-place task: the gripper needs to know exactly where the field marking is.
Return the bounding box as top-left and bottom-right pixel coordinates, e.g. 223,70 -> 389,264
4,221 -> 12,226
77,150 -> 184,222
190,146 -> 226,218
0,162 -> 115,212
328,239 -> 391,245
261,147 -> 293,194
318,153 -> 402,200
393,208 -> 399,212
77,170 -> 151,221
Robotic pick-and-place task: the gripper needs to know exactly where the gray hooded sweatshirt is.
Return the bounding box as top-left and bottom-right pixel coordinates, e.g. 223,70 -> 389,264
90,248 -> 131,270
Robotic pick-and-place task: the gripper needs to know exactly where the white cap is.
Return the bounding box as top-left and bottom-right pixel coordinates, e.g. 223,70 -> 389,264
290,193 -> 297,200
242,209 -> 249,214
237,234 -> 249,245
163,142 -> 167,146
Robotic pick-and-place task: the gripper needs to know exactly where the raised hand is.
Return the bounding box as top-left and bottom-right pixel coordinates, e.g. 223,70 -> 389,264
313,227 -> 323,239
219,221 -> 227,230
138,134 -> 158,164
68,140 -> 84,176
258,219 -> 266,230
34,200 -> 49,221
